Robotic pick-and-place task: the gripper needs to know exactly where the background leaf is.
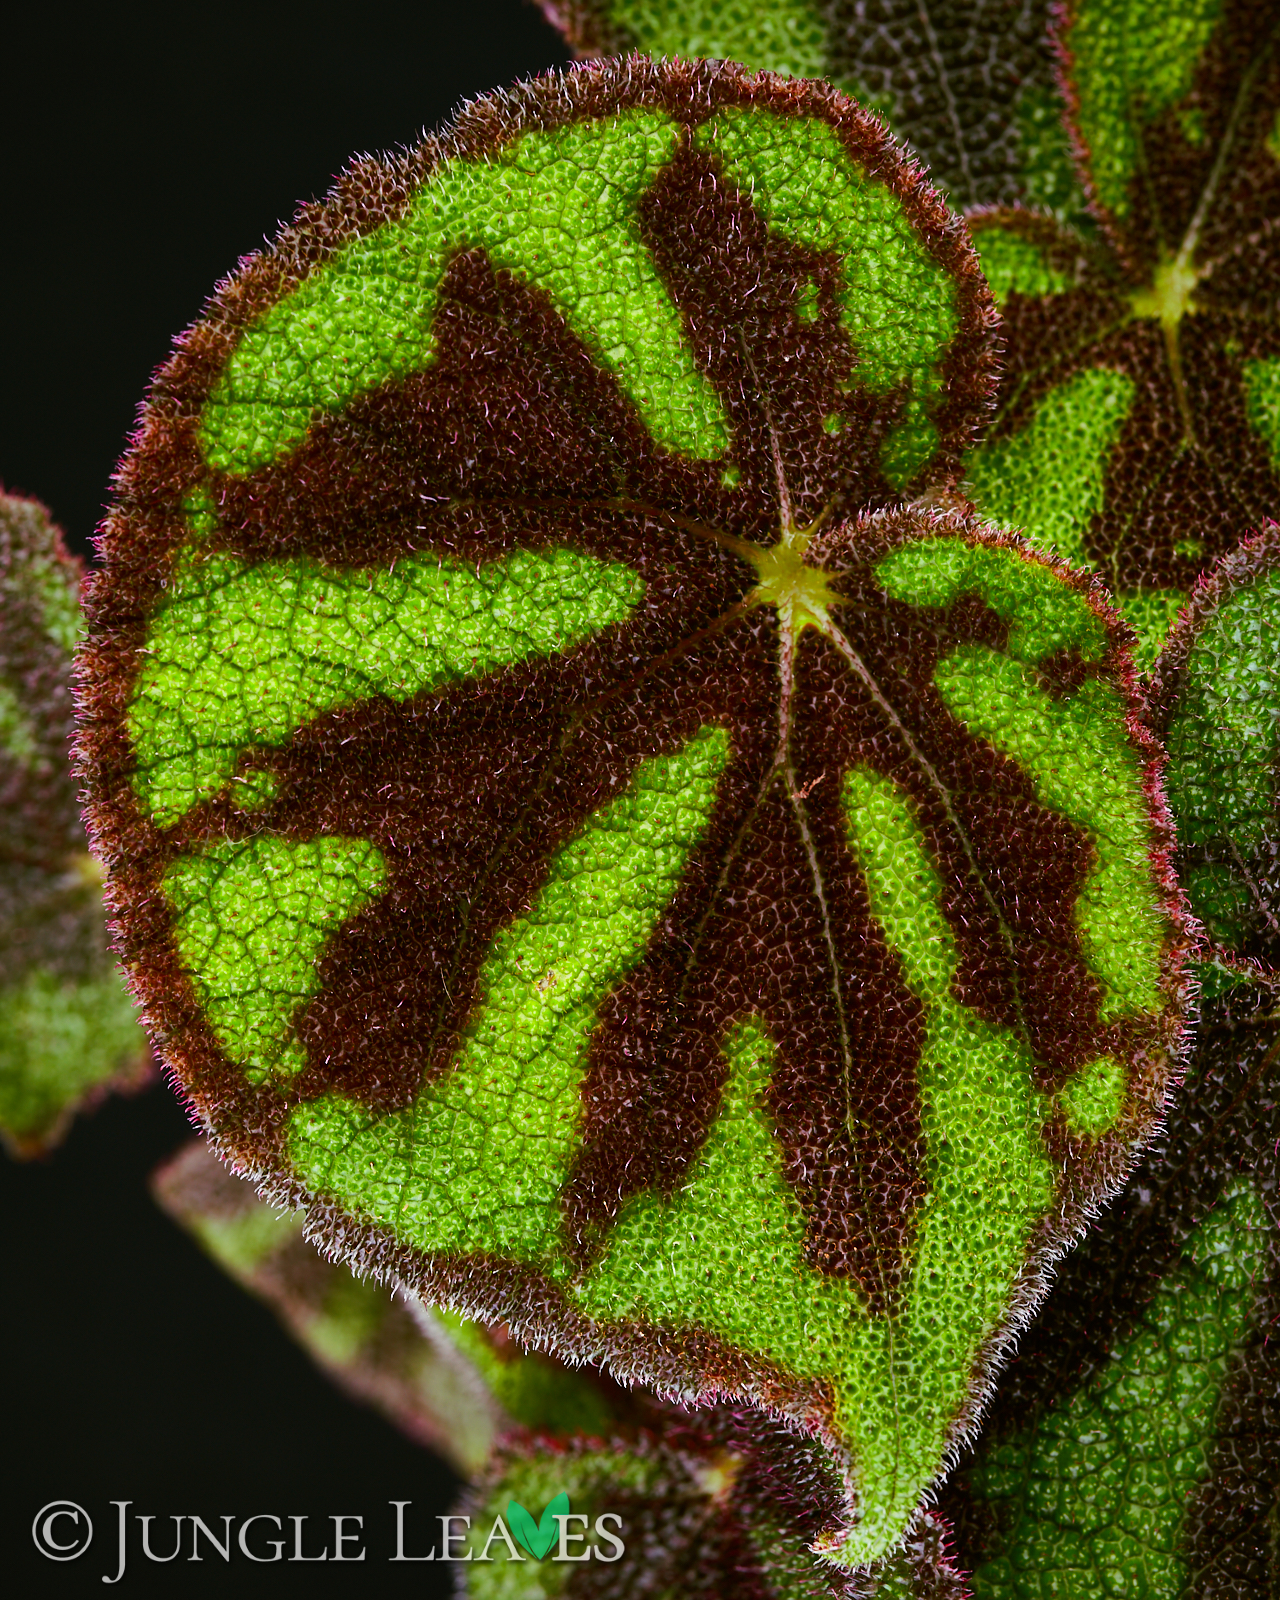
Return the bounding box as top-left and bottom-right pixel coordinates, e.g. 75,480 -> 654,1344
0,489 -> 147,1154
940,970 -> 1280,1597
1153,526 -> 1280,968
459,1425 -> 969,1597
153,1138 -> 628,1475
541,1 -> 1089,217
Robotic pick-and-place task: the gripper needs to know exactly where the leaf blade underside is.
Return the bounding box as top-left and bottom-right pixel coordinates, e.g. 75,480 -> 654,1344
0,491 -> 148,1154
79,59 -> 1183,1564
152,1138 -> 625,1475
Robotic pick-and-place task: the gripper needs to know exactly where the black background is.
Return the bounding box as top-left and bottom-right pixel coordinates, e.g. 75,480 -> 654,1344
3,4 -> 570,1592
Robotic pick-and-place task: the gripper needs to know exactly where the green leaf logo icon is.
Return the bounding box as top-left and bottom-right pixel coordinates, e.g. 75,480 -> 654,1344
507,1492 -> 570,1560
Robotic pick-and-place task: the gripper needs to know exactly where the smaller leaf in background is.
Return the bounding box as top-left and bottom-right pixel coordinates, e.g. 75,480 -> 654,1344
963,2 -> 1280,667
1154,525 -> 1280,968
821,0 -> 1084,221
940,972 -> 1280,1599
151,1139 -> 627,1476
0,489 -> 148,1154
435,1309 -> 622,1445
459,1421 -> 969,1598
541,1 -> 1087,218
543,0 -> 830,82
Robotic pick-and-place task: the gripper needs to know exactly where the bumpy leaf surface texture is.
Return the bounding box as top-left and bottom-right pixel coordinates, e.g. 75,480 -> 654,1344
153,1139 -> 623,1473
940,969 -> 1280,1599
0,491 -> 146,1153
964,0 -> 1280,664
542,1 -> 1086,217
80,61 -> 1183,1564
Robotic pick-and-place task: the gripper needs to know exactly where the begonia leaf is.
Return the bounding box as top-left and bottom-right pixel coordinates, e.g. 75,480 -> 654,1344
153,1138 -> 624,1473
941,970 -> 1280,1597
0,489 -> 147,1154
79,59 -> 1185,1564
962,2 -> 1280,663
459,1425 -> 968,1597
1153,526 -> 1280,967
541,1 -> 1087,216
542,0 -> 833,82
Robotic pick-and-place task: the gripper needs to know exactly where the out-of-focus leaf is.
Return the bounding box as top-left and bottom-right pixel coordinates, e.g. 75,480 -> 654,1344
963,3 -> 1280,665
1153,526 -> 1280,967
0,489 -> 147,1154
542,0 -> 831,81
458,1422 -> 969,1597
152,1139 -> 625,1475
80,59 -> 1186,1562
541,1 -> 1086,217
941,972 -> 1280,1597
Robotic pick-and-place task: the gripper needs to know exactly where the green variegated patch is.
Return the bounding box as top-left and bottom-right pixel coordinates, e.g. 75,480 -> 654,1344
965,368 -> 1134,568
971,229 -> 1073,307
132,546 -> 643,825
1243,355 -> 1280,471
164,834 -> 389,1082
933,651 -> 1165,1019
82,61 -> 1179,1563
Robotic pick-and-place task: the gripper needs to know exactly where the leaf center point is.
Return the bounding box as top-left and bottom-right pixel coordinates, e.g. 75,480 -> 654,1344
1130,255 -> 1201,330
748,530 -> 842,637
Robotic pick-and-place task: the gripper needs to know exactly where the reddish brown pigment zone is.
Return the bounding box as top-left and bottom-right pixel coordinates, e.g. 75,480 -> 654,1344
80,61 -> 1171,1317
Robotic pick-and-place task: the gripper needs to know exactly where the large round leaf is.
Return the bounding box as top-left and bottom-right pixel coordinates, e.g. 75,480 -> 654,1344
80,58 -> 1183,1565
